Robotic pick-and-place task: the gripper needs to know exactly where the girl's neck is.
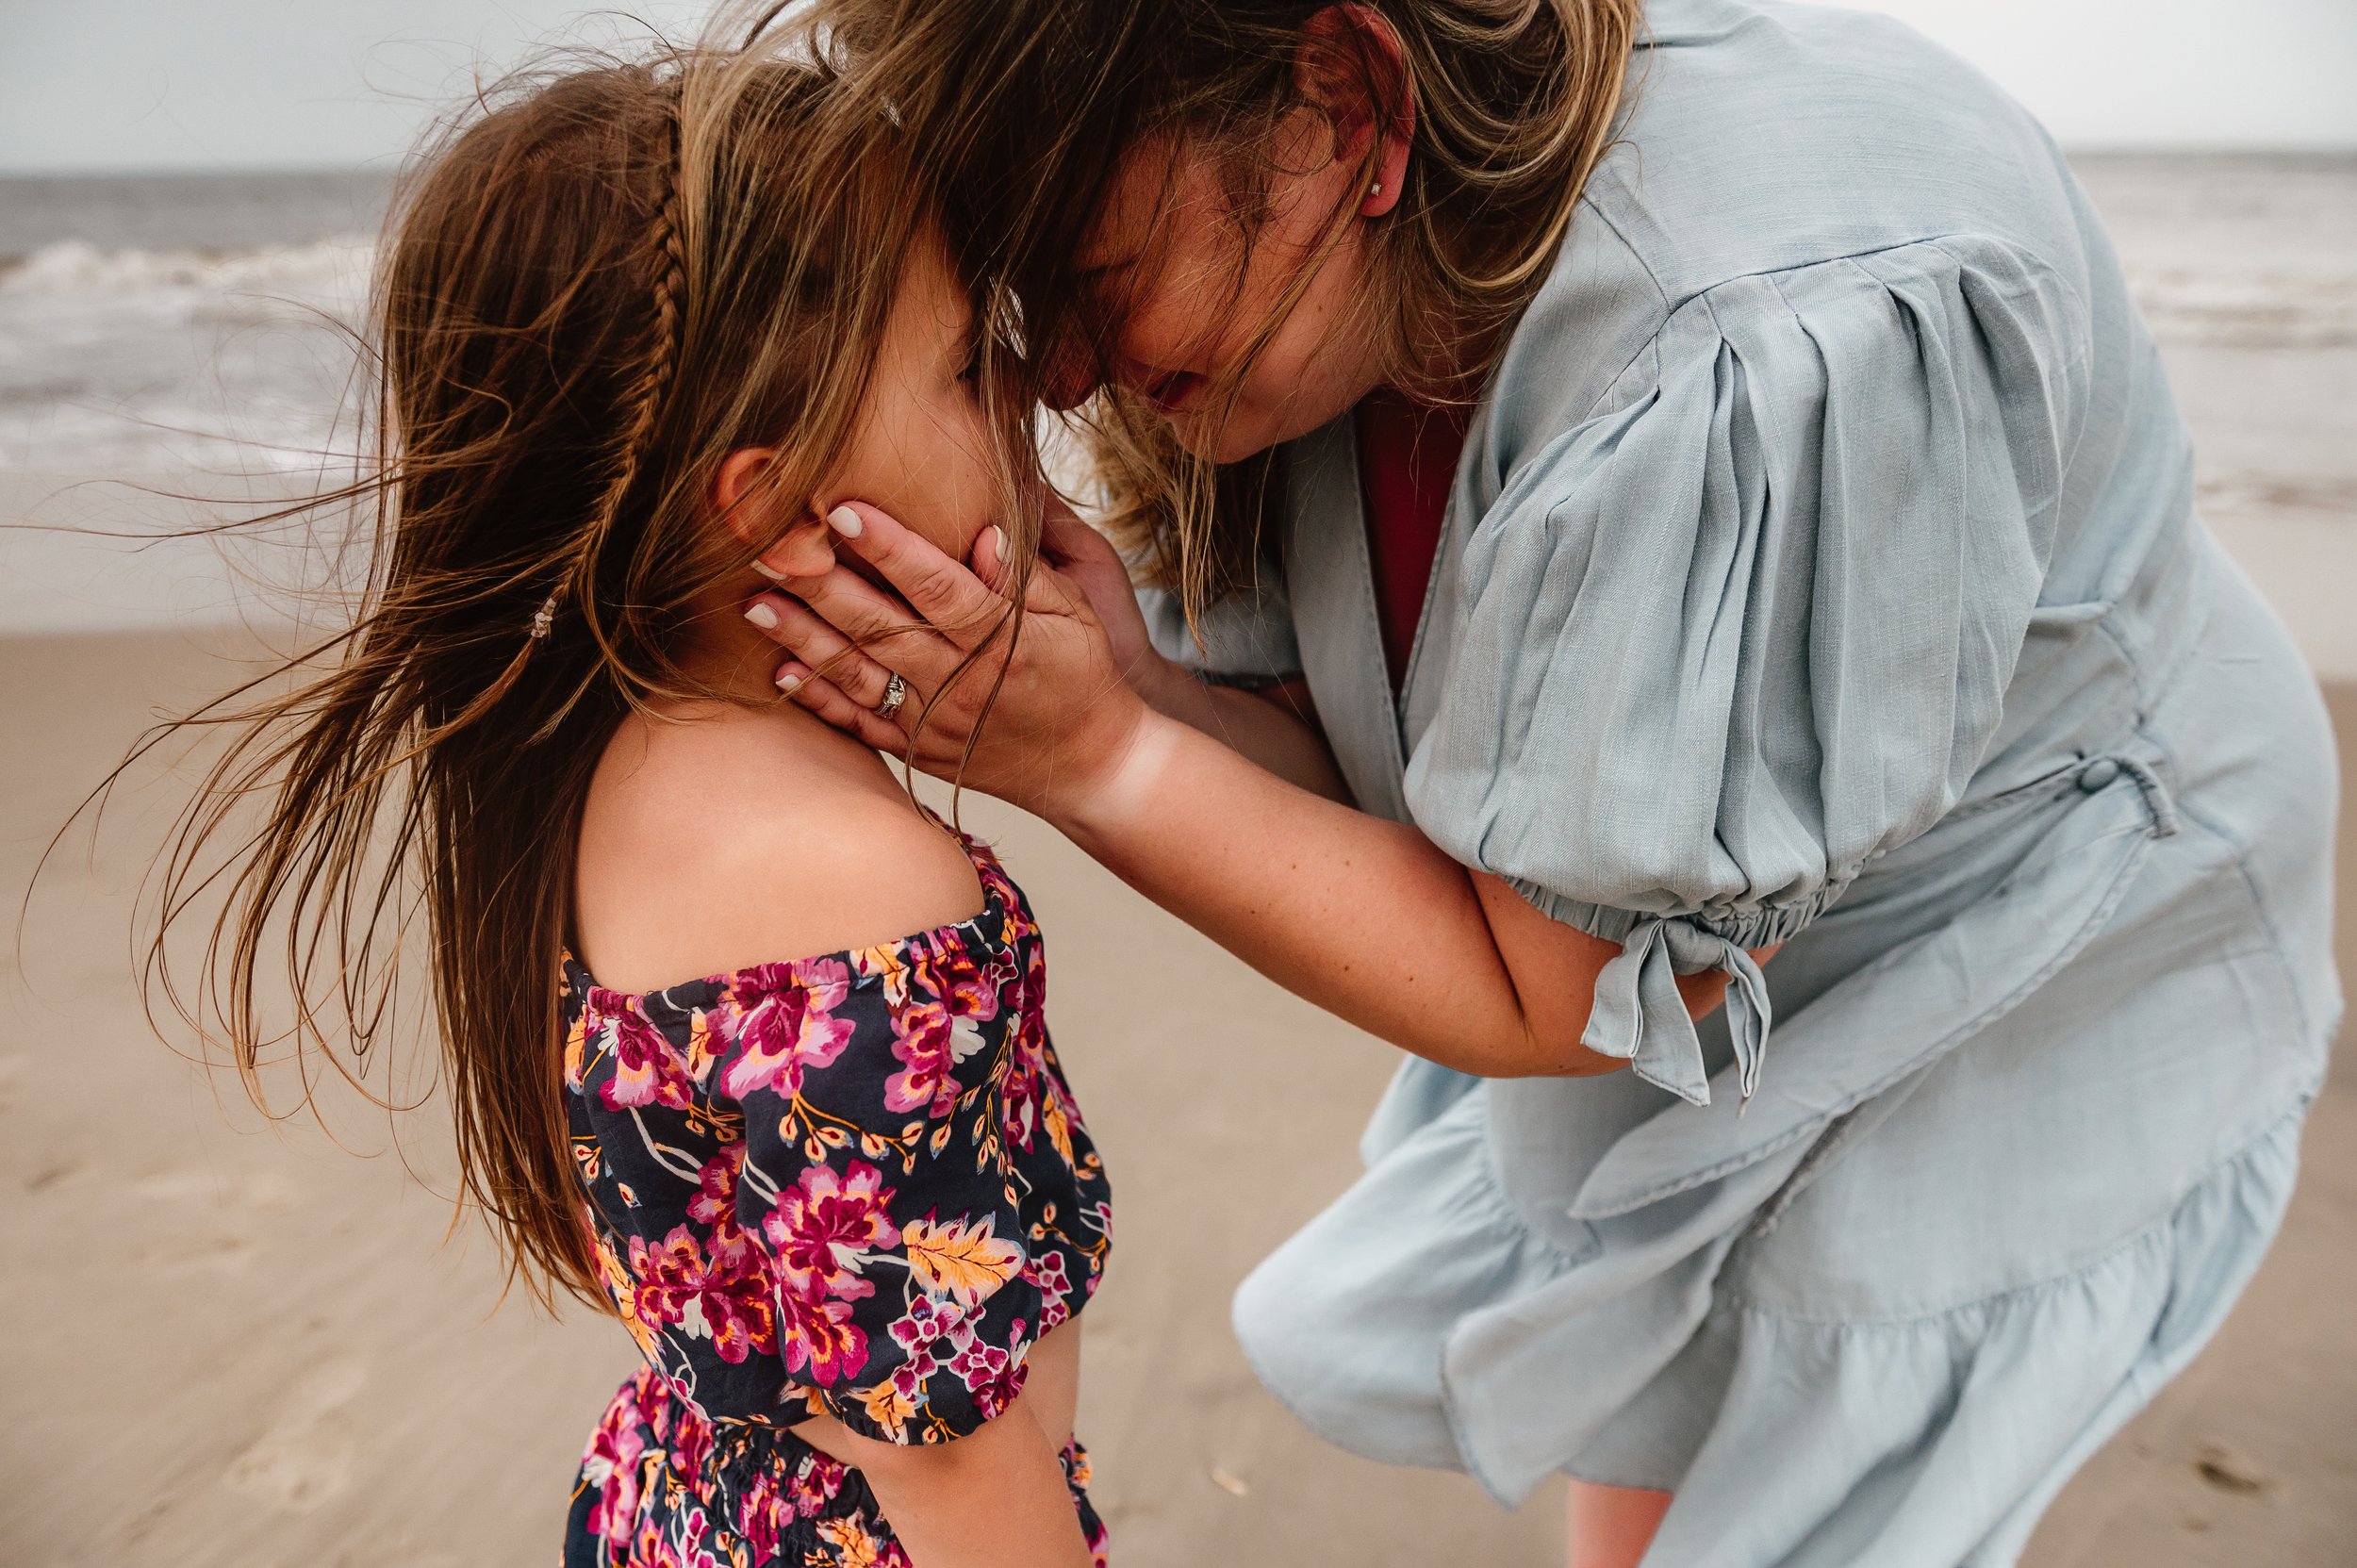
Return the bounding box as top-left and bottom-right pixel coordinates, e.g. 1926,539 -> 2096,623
678,590 -> 802,708
658,589 -> 898,782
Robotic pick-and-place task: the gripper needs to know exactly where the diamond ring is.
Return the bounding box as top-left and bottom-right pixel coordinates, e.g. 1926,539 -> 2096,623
874,670 -> 908,719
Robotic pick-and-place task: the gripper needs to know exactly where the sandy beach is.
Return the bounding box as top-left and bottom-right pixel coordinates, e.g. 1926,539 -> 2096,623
3,155 -> 2352,1565
1,635 -> 2349,1568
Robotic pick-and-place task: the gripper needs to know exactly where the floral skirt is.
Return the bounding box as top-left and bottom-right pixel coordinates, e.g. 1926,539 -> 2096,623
565,1364 -> 1110,1567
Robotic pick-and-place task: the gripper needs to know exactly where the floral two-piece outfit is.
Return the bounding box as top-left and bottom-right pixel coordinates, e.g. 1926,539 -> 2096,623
560,823 -> 1112,1566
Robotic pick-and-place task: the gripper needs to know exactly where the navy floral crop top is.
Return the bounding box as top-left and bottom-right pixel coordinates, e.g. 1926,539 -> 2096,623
562,822 -> 1110,1448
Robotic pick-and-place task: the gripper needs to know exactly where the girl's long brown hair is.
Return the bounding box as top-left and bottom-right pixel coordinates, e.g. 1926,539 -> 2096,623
135,31 -> 993,1307
819,0 -> 1641,620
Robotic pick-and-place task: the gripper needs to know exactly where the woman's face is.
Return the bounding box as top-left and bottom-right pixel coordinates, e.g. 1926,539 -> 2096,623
1069,120 -> 1390,464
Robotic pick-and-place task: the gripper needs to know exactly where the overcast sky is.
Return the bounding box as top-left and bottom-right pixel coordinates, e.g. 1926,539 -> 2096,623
2,0 -> 2352,173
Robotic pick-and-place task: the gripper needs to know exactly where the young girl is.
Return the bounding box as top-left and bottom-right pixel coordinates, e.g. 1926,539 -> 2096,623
149,44 -> 1111,1568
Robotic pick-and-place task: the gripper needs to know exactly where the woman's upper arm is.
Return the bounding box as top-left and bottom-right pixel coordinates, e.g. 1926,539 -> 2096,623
1412,239 -> 2082,1102
1472,870 -> 1775,1076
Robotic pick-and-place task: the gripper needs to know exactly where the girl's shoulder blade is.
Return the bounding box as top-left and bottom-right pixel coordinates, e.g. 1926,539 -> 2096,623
571,703 -> 989,997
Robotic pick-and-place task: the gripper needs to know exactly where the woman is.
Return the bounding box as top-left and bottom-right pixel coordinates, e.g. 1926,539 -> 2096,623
750,2 -> 2340,1562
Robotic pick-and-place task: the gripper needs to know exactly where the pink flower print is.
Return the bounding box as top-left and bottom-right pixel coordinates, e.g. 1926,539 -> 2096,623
974,852 -> 1031,940
1017,943 -> 1048,1041
669,1510 -> 720,1568
948,1332 -> 1009,1389
735,1470 -> 786,1560
888,1360 -> 932,1407
581,1395 -> 650,1550
598,1010 -> 697,1112
643,1375 -> 680,1442
1024,1250 -> 1070,1298
718,958 -> 857,1100
676,1152 -> 754,1274
702,1209 -> 762,1283
761,1161 -> 900,1301
684,1146 -> 743,1228
885,1292 -> 976,1386
787,1450 -> 849,1519
1000,1049 -> 1043,1152
621,1231 -> 692,1333
950,1319 -> 1028,1419
701,1290 -> 771,1364
779,1284 -> 868,1387
883,999 -> 985,1118
668,1407 -> 713,1480
1024,1251 -> 1073,1329
624,1226 -> 777,1365
915,943 -> 1004,1025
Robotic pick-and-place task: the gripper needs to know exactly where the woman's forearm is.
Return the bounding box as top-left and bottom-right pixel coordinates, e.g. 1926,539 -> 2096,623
741,510 -> 1732,1067
1056,708 -> 1628,1078
1134,658 -> 1353,803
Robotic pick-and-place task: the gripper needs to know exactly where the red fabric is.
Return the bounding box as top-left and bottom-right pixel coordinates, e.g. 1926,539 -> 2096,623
1354,388 -> 1472,696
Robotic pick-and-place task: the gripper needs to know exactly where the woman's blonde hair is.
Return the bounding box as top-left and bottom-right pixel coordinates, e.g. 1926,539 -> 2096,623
821,0 -> 1641,620
132,28 -> 1022,1307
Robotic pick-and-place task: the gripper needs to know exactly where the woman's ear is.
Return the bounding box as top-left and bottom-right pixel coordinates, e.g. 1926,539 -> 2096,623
716,447 -> 836,581
1296,4 -> 1415,219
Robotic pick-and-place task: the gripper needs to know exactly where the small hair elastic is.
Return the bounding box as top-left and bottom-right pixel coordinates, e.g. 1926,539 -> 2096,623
529,591 -> 560,640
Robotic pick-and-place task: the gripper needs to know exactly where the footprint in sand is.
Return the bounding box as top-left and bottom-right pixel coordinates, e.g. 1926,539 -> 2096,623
131,1165 -> 301,1209
223,1357 -> 368,1515
132,1230 -> 261,1272
127,1165 -> 303,1272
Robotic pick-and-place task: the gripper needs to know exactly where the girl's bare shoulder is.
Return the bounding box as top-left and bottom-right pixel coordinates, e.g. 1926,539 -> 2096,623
571,702 -> 983,993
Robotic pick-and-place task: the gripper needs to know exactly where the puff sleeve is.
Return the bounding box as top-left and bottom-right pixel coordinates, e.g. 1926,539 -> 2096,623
1403,238 -> 2088,1105
716,934 -> 1053,1444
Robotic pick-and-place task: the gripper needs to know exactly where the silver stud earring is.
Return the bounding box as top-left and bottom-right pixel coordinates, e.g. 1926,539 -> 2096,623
1370,181 -> 1383,196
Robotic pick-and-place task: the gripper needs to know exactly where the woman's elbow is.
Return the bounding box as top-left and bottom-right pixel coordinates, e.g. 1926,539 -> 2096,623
1474,1025 -> 1629,1081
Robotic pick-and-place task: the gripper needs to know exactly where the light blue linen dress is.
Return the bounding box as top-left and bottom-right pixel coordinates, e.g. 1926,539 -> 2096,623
1144,1 -> 2341,1560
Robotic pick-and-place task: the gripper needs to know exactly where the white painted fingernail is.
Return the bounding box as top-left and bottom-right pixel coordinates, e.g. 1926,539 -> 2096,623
988,525 -> 1007,559
826,505 -> 864,538
750,559 -> 788,582
744,602 -> 779,630
776,671 -> 802,694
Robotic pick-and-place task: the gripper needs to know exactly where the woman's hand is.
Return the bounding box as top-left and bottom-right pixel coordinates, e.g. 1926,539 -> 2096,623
746,511 -> 1749,1084
1029,501 -> 1162,690
747,501 -> 1153,823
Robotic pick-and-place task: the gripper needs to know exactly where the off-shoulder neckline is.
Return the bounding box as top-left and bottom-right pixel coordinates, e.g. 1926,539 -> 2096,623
563,813 -> 1016,1011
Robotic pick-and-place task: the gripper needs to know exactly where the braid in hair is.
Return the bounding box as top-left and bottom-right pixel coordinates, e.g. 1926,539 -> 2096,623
472,91 -> 690,743
552,93 -> 688,662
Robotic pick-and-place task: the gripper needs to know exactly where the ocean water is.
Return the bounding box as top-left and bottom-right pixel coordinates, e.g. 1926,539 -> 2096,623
0,172 -> 390,475
0,158 -> 2350,638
